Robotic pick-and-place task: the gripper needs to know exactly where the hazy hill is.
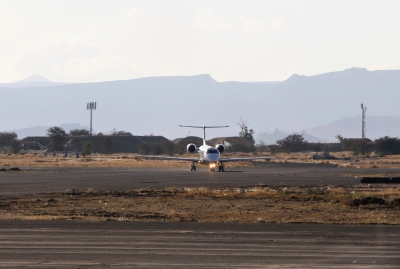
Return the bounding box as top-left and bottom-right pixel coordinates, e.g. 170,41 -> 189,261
255,129 -> 329,145
309,115 -> 400,141
0,74 -> 68,88
1,68 -> 400,139
10,124 -> 89,139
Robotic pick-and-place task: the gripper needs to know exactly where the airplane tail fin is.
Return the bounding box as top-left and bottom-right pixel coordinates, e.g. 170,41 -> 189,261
179,125 -> 229,145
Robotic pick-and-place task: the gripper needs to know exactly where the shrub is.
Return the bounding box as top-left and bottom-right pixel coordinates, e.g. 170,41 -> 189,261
47,126 -> 67,151
374,136 -> 400,155
10,139 -> 21,154
0,132 -> 17,147
276,134 -> 307,152
82,141 -> 93,157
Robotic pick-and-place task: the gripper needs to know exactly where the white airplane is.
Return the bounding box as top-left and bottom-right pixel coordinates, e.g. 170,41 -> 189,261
139,125 -> 273,172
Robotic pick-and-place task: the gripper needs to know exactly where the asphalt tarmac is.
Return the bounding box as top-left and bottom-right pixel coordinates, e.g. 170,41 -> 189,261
0,162 -> 388,196
1,163 -> 400,268
0,220 -> 399,268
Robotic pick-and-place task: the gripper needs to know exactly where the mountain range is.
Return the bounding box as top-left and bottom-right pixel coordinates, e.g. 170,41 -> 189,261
0,75 -> 69,88
1,68 -> 400,141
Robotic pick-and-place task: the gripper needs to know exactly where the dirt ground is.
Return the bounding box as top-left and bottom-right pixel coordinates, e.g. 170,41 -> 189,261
1,185 -> 399,224
1,151 -> 400,225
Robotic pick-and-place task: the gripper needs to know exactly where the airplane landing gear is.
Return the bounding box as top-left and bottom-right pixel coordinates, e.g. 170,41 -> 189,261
190,162 -> 196,171
218,163 -> 225,172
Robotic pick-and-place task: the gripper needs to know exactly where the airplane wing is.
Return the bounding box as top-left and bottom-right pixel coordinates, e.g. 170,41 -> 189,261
138,155 -> 200,162
219,157 -> 274,162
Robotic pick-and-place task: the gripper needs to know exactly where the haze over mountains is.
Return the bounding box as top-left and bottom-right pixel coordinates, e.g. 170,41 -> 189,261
0,74 -> 69,88
9,124 -> 89,139
1,68 -> 399,141
255,115 -> 400,144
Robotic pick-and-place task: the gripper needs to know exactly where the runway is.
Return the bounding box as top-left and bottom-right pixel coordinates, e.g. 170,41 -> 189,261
0,162 -> 387,196
1,162 -> 400,267
0,220 -> 399,268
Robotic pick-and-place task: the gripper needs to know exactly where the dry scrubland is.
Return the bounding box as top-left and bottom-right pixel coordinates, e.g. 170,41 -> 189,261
1,185 -> 399,224
1,151 -> 400,224
274,151 -> 400,169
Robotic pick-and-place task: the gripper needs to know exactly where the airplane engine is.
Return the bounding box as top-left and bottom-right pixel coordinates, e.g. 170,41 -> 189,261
186,143 -> 197,153
216,144 -> 225,153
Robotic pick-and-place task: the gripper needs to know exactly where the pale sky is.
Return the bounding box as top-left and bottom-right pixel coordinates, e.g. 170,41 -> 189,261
0,0 -> 399,83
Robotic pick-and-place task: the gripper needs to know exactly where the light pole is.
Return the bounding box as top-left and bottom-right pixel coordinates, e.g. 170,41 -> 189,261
87,102 -> 96,135
361,103 -> 367,139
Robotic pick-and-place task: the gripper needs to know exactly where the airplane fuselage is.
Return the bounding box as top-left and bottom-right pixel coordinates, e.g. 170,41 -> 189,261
198,145 -> 221,163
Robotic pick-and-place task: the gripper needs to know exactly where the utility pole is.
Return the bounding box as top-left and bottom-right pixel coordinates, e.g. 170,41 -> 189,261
361,103 -> 367,139
87,102 -> 96,135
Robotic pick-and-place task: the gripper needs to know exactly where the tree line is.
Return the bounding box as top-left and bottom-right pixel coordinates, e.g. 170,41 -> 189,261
0,127 -> 124,154
47,127 -> 116,154
3,122 -> 400,157
270,133 -> 400,156
336,135 -> 400,156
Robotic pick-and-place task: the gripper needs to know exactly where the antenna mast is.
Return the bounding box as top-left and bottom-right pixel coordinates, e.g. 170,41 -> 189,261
361,103 -> 367,138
